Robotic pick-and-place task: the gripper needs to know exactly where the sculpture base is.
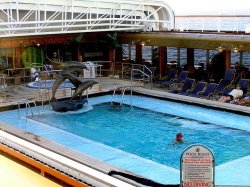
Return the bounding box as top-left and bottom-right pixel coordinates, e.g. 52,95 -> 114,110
51,98 -> 88,112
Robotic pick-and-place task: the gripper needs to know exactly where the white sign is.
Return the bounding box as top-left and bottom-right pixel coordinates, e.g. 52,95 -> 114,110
180,145 -> 215,187
83,61 -> 96,78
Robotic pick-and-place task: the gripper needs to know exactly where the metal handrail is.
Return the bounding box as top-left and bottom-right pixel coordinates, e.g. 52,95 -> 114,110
122,63 -> 153,87
110,68 -> 149,107
111,86 -> 132,106
39,89 -> 50,110
175,15 -> 250,32
131,68 -> 153,89
0,74 -> 7,97
18,99 -> 39,122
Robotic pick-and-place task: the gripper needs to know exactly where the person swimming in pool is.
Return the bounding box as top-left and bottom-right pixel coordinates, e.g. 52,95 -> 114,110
173,133 -> 184,145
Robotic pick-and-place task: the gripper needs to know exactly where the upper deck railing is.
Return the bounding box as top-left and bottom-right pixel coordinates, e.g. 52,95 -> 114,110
175,15 -> 250,33
0,0 -> 174,37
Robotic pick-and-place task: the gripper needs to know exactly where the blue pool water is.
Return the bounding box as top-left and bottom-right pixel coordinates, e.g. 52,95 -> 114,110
27,79 -> 73,89
30,103 -> 250,169
1,95 -> 250,185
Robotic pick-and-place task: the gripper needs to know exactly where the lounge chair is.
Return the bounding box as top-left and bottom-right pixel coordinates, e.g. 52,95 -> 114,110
221,79 -> 249,104
190,83 -> 218,98
223,79 -> 248,96
209,69 -> 235,100
214,69 -> 235,94
154,69 -> 177,86
179,81 -> 207,96
161,71 -> 188,88
169,78 -> 195,94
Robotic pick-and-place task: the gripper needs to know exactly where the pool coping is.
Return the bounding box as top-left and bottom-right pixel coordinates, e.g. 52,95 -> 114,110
0,121 -> 171,187
133,87 -> 250,116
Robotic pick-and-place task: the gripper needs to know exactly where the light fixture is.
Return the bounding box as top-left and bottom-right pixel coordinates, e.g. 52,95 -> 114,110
131,40 -> 150,46
217,46 -> 225,53
232,47 -> 239,53
232,45 -> 243,53
217,44 -> 244,53
141,41 -> 146,46
32,40 -> 40,47
140,40 -> 150,46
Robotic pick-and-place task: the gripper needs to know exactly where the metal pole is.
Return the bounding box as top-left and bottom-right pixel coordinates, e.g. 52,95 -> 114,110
18,101 -> 20,119
151,74 -> 153,89
130,70 -> 133,107
99,65 -> 102,83
122,63 -> 124,79
177,47 -> 181,68
206,49 -> 210,70
239,52 -> 243,65
128,44 -> 131,60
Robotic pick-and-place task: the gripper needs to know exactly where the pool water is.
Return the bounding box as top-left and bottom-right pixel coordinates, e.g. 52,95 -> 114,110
30,103 -> 250,169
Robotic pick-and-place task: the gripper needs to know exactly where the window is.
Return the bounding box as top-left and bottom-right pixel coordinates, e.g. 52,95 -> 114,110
231,51 -> 240,65
242,52 -> 250,68
194,49 -> 206,65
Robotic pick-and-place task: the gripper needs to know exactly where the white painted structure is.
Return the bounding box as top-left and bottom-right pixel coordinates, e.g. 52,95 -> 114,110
0,0 -> 175,38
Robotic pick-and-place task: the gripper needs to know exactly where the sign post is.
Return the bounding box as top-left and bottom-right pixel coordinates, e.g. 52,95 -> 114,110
180,144 -> 215,187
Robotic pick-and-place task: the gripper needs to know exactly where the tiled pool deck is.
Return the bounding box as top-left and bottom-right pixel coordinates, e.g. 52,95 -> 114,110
0,78 -> 250,186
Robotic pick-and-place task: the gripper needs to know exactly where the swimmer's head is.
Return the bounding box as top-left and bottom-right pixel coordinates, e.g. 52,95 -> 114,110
176,133 -> 183,138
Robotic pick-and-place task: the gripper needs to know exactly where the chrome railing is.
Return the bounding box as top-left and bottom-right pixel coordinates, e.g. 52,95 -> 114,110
111,86 -> 132,106
175,15 -> 250,33
0,74 -> 7,97
18,99 -> 40,122
122,63 -> 154,88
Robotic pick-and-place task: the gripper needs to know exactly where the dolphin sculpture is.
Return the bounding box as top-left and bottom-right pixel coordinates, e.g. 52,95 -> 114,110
50,78 -> 97,112
51,61 -> 88,70
50,97 -> 88,112
50,62 -> 98,112
51,68 -> 82,102
71,80 -> 98,100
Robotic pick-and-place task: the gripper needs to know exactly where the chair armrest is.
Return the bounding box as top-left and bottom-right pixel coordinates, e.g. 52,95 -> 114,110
171,78 -> 178,81
206,93 -> 214,100
169,82 -> 182,90
196,91 -> 204,94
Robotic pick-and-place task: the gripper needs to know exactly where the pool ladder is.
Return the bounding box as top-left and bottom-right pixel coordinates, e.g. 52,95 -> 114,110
39,89 -> 51,110
18,99 -> 40,122
111,86 -> 133,107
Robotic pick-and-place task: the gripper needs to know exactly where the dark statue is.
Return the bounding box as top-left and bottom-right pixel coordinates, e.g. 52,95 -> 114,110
50,61 -> 97,112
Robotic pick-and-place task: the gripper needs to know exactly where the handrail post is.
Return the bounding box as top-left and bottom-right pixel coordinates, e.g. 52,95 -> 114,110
122,63 -> 124,79
130,70 -> 133,107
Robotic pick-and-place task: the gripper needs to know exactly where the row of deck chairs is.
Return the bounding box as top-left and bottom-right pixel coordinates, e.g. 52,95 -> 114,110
156,69 -> 249,100
169,79 -> 218,98
154,70 -> 188,88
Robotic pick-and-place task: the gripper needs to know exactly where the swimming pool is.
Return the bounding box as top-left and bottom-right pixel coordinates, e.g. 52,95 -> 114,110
27,79 -> 73,89
30,103 -> 250,169
0,95 -> 250,185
